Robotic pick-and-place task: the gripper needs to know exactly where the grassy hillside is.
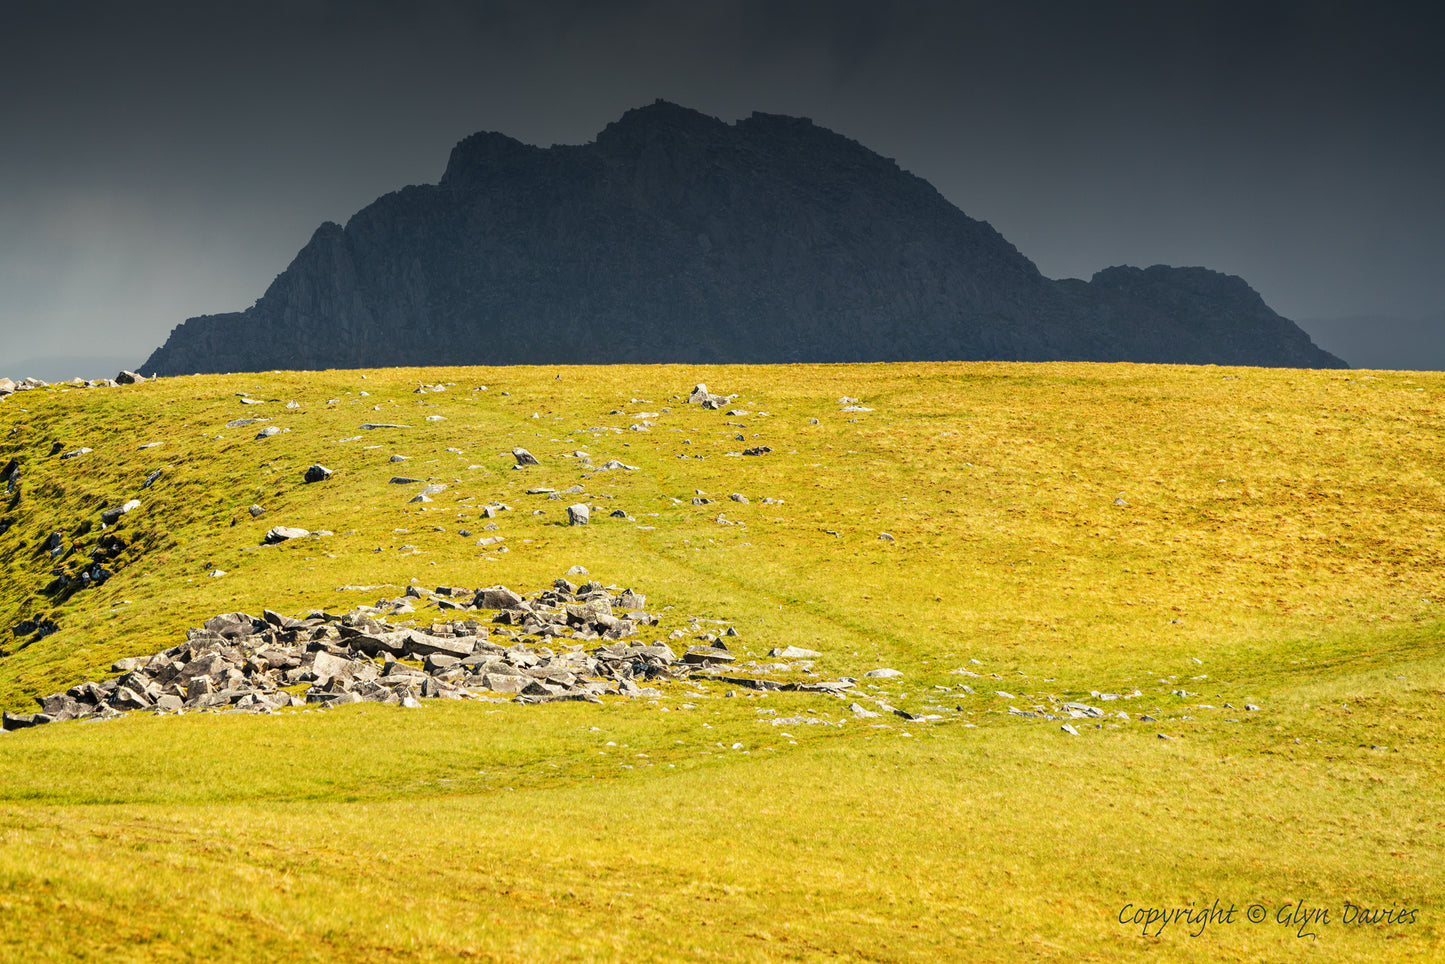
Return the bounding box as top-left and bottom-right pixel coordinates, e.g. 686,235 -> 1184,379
0,362 -> 1441,962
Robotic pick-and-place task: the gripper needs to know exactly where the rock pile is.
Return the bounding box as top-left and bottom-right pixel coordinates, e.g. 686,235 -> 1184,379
2,577 -> 828,731
0,372 -> 152,402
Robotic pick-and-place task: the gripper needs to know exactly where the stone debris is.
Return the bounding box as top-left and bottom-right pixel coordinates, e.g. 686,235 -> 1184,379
686,383 -> 731,409
770,646 -> 821,659
1,577 -> 863,731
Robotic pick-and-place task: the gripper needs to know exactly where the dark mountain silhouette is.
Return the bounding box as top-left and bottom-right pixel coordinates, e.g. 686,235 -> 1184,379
142,101 -> 1344,374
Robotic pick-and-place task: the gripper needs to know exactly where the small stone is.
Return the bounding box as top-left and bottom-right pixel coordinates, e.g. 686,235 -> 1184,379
401,695 -> 423,709
729,493 -> 749,503
304,464 -> 332,483
264,526 -> 310,544
512,448 -> 541,467
769,646 -> 821,659
256,426 -> 283,439
249,504 -> 265,518
390,454 -> 410,462
1244,703 -> 1261,711
864,668 -> 902,679
100,499 -> 141,525
389,476 -> 421,484
1060,723 -> 1079,735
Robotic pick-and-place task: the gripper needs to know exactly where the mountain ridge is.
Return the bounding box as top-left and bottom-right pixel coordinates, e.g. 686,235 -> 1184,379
142,100 -> 1345,374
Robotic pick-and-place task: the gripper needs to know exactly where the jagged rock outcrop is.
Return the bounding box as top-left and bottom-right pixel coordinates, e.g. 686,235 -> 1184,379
142,101 -> 1344,374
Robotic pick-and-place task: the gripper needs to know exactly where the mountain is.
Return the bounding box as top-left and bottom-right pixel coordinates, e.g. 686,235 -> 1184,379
142,101 -> 1344,374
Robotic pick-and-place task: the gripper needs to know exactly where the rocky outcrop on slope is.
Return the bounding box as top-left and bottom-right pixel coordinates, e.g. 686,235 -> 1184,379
142,101 -> 1344,374
2,577 -> 855,731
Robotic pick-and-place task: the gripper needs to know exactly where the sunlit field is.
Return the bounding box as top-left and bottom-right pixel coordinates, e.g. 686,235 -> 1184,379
1,361 -> 1440,962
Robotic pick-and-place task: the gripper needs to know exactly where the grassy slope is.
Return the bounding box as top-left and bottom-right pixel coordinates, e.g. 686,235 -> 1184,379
0,361 -> 1441,962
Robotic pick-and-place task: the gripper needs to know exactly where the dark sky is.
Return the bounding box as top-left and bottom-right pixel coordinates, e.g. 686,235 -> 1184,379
3,0 -> 1442,372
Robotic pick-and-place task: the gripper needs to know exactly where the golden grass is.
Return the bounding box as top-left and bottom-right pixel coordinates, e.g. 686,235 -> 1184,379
0,361 -> 1442,961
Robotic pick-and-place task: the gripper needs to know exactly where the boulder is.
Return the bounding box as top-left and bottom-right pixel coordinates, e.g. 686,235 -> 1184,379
264,526 -> 310,544
567,503 -> 590,526
304,464 -> 333,483
512,447 -> 541,466
100,499 -> 141,524
3,711 -> 53,731
310,650 -> 355,685
403,632 -> 474,659
114,371 -> 147,384
476,586 -> 524,610
204,612 -> 265,638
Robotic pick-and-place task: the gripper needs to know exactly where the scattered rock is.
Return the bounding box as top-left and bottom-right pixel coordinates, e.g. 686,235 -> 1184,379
100,500 -> 141,524
304,464 -> 333,483
741,446 -> 773,456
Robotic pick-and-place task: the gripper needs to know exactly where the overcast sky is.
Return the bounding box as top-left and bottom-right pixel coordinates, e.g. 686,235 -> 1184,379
2,0 -> 1442,374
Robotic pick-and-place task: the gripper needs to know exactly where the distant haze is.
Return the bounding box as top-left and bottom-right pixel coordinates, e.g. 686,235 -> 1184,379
1298,316 -> 1445,372
1,1 -> 1441,373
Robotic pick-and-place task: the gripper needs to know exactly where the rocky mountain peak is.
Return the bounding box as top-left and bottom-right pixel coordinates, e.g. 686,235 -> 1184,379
141,102 -> 1344,375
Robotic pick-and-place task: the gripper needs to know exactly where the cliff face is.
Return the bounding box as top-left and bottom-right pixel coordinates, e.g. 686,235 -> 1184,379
142,101 -> 1345,374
